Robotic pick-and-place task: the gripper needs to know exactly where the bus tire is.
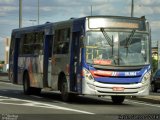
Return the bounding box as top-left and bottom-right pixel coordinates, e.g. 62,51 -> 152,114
151,83 -> 157,92
23,72 -> 32,95
61,76 -> 74,102
111,96 -> 125,104
61,79 -> 69,101
32,88 -> 41,95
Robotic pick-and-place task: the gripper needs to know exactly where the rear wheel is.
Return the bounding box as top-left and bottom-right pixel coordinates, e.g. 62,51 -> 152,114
111,96 -> 125,104
23,72 -> 32,95
32,87 -> 41,95
23,72 -> 41,95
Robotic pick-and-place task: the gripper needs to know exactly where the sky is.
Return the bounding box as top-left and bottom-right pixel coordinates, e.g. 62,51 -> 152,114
0,0 -> 160,60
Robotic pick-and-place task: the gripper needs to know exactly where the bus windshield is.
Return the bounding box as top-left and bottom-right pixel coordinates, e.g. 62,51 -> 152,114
85,30 -> 149,66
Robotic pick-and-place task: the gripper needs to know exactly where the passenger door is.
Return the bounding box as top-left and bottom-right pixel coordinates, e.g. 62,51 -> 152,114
43,35 -> 53,87
70,32 -> 81,92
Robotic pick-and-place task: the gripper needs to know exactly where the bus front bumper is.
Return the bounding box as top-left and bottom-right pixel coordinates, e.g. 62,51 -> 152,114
82,79 -> 150,96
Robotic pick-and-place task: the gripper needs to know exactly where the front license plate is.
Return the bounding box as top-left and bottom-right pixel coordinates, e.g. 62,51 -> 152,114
112,87 -> 124,91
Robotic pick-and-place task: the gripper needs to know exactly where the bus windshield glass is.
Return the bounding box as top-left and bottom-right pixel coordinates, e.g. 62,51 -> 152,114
85,30 -> 149,66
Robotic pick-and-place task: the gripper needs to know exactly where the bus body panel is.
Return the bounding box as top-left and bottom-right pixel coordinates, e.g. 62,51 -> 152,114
88,65 -> 150,83
18,56 -> 44,87
51,54 -> 70,90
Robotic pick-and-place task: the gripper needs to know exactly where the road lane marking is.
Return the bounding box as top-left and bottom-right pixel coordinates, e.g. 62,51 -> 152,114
0,101 -> 94,114
125,99 -> 160,108
0,96 -> 94,114
0,82 -> 22,87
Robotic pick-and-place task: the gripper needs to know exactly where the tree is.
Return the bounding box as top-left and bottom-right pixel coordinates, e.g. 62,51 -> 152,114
0,61 -> 4,71
0,61 -> 4,64
152,57 -> 158,75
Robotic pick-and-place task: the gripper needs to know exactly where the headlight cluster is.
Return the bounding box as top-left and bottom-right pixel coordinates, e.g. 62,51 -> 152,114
141,70 -> 151,84
83,68 -> 94,81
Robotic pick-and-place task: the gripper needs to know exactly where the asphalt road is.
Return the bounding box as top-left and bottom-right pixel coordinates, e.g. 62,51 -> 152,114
0,81 -> 160,120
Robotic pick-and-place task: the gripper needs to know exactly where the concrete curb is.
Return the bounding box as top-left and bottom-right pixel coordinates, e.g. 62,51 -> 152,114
0,72 -> 8,76
0,80 -> 10,83
0,73 -> 9,83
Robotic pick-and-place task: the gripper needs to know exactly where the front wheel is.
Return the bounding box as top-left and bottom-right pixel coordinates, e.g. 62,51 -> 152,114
61,80 -> 70,101
61,77 -> 75,102
111,96 -> 125,104
32,88 -> 41,95
151,83 -> 157,92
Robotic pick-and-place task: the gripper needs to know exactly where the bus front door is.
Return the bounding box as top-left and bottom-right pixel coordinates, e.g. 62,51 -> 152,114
43,35 -> 53,88
70,32 -> 81,93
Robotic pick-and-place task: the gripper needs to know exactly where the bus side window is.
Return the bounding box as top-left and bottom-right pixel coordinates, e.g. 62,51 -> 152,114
22,34 -> 28,54
19,35 -> 24,55
54,28 -> 70,54
55,41 -> 69,54
49,36 -> 53,58
62,41 -> 69,54
34,32 -> 44,55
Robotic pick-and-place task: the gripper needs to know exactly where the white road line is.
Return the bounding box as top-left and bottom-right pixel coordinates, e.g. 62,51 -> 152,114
0,82 -> 22,87
0,96 -> 94,114
0,99 -> 8,101
0,82 -> 12,85
0,96 -> 9,99
125,99 -> 160,108
31,95 -> 67,104
0,101 -> 94,114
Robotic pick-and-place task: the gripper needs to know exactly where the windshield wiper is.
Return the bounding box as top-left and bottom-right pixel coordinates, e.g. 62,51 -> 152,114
100,28 -> 113,47
125,29 -> 136,48
100,28 -> 114,57
124,29 -> 136,57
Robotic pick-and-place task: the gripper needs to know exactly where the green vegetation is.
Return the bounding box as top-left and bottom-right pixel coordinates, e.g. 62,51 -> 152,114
152,57 -> 158,75
0,61 -> 4,64
0,61 -> 4,71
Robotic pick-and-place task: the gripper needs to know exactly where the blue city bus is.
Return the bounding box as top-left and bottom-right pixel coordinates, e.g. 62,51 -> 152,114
9,16 -> 151,104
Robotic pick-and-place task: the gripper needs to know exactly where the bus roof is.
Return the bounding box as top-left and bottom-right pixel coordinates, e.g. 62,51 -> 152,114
12,15 -> 146,34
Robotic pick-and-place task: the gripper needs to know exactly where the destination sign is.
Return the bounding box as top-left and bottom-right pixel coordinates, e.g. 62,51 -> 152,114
88,17 -> 145,30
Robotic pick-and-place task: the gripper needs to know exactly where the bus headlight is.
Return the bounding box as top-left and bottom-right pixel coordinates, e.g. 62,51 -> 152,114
141,71 -> 151,84
83,68 -> 94,81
